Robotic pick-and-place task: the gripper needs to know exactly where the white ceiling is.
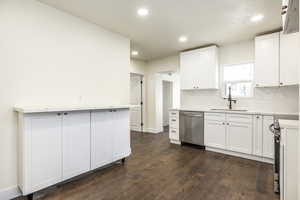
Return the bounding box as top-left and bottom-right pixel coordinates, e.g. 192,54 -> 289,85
38,0 -> 282,61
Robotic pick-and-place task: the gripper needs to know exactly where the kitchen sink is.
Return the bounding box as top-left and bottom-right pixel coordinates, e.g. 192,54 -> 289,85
210,109 -> 248,112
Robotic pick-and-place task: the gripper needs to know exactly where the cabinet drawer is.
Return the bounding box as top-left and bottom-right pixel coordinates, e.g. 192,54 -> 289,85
169,128 -> 179,140
205,113 -> 226,121
169,117 -> 178,128
227,114 -> 252,124
169,111 -> 179,120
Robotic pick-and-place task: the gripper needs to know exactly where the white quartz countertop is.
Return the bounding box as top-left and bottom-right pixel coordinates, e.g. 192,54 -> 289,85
279,120 -> 299,129
169,107 -> 298,116
14,105 -> 138,114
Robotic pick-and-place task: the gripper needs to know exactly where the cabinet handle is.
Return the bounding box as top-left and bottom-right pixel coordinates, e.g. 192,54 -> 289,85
282,5 -> 288,10
281,11 -> 287,15
57,113 -> 61,116
172,119 -> 176,122
222,122 -> 225,125
280,82 -> 284,86
227,123 -> 230,125
256,116 -> 260,119
64,112 -> 68,115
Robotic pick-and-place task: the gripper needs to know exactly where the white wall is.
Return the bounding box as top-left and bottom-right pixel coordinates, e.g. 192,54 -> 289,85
181,40 -> 299,113
145,56 -> 180,133
163,81 -> 173,126
0,0 -> 130,193
130,59 -> 147,75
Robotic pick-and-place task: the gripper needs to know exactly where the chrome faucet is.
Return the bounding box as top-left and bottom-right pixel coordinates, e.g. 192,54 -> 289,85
224,86 -> 237,110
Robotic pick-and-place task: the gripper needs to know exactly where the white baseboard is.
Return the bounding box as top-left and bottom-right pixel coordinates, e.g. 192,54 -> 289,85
206,147 -> 274,164
130,126 -> 141,132
144,128 -> 161,134
170,139 -> 181,145
0,186 -> 21,200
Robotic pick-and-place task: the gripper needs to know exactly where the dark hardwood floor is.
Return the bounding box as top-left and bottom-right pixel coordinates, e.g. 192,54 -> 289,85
16,130 -> 279,200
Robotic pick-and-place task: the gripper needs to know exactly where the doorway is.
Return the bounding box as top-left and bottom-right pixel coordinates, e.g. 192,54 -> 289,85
130,73 -> 144,132
162,81 -> 173,132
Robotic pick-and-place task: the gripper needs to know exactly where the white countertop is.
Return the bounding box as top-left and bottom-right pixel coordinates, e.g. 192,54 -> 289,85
279,120 -> 299,129
14,105 -> 138,114
169,107 -> 298,116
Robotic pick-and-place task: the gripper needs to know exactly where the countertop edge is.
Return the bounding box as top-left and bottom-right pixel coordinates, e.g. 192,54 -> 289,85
169,108 -> 298,116
14,105 -> 138,114
279,120 -> 299,129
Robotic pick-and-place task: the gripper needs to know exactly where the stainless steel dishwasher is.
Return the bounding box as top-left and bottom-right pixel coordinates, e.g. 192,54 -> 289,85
179,111 -> 204,146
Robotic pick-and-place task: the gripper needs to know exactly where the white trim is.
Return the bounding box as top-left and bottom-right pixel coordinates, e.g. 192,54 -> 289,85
0,186 -> 21,200
144,128 -> 161,134
206,147 -> 274,164
170,139 -> 181,145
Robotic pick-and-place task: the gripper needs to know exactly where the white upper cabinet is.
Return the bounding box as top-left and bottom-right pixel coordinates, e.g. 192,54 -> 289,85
279,32 -> 299,86
254,32 -> 280,87
180,46 -> 219,90
62,111 -> 91,180
254,31 -> 299,87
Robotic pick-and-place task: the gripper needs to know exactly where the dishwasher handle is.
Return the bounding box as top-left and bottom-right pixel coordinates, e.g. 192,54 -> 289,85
180,112 -> 204,118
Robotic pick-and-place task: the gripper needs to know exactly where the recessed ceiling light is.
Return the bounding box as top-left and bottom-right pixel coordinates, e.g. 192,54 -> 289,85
132,51 -> 139,56
251,14 -> 264,22
179,36 -> 188,43
137,8 -> 149,16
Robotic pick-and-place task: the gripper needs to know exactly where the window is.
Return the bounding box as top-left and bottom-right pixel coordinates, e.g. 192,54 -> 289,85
223,63 -> 254,98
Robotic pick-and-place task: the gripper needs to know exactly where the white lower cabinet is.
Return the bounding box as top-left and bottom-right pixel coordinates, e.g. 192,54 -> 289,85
262,116 -> 274,159
253,115 -> 263,156
18,108 -> 131,195
227,122 -> 252,154
204,120 -> 226,149
26,113 -> 63,194
91,109 -> 131,170
62,111 -> 91,180
205,113 -> 274,162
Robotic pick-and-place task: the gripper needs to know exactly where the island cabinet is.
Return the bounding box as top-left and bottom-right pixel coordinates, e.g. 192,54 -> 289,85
17,107 -> 131,196
91,109 -> 130,170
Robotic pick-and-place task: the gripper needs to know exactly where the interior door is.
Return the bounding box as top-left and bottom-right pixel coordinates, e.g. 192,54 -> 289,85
91,110 -> 114,169
62,111 -> 91,180
112,109 -> 131,161
30,113 -> 62,191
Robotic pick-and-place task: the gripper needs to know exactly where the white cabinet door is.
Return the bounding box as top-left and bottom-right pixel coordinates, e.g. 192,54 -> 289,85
262,116 -> 274,159
226,122 -> 253,154
180,46 -> 219,90
29,113 -> 62,192
62,111 -> 91,180
204,120 -> 226,149
253,115 -> 263,156
280,32 -> 299,86
91,110 -> 114,170
180,50 -> 201,90
112,109 -> 131,161
255,32 -> 280,87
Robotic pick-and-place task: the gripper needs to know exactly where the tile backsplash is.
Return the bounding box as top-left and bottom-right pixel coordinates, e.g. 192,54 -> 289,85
181,86 -> 299,113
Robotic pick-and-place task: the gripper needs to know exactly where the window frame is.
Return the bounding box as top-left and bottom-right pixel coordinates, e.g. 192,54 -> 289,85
221,62 -> 254,99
